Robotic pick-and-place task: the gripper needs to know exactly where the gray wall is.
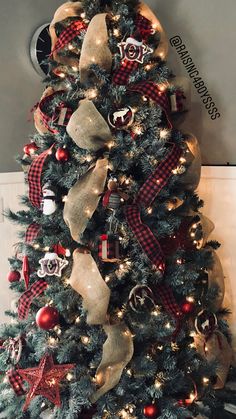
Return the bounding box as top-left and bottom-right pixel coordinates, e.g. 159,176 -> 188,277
0,0 -> 62,173
0,0 -> 235,172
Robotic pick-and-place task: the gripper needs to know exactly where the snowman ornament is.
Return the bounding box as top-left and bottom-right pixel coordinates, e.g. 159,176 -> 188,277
42,184 -> 57,215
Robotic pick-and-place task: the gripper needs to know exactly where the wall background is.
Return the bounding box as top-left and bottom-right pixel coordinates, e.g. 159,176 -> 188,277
0,0 -> 235,172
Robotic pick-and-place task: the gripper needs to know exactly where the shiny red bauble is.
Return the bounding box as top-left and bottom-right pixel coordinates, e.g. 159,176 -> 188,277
143,404 -> 159,418
23,142 -> 39,156
181,301 -> 195,314
7,270 -> 21,283
55,147 -> 69,162
36,306 -> 59,330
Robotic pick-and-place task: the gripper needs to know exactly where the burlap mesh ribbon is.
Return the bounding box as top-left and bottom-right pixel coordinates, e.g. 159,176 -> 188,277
66,99 -> 112,151
63,158 -> 108,242
79,13 -> 112,84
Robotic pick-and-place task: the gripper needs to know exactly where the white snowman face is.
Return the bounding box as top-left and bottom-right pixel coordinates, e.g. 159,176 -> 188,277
42,186 -> 56,215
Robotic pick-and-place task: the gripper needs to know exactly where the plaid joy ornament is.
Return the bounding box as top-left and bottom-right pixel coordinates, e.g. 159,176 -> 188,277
37,252 -> 69,278
118,37 -> 153,64
98,234 -> 120,262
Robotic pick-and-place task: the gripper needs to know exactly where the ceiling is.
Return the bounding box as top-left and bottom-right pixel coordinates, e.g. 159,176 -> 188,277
0,0 -> 235,172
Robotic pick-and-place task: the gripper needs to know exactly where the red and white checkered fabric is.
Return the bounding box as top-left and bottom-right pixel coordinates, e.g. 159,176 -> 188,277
51,19 -> 87,55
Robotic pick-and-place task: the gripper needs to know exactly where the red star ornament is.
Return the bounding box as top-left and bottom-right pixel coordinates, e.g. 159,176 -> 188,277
18,353 -> 75,411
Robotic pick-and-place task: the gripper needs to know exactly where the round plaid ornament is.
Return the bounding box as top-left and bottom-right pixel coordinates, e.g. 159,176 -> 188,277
108,106 -> 134,129
128,285 -> 155,312
195,309 -> 218,336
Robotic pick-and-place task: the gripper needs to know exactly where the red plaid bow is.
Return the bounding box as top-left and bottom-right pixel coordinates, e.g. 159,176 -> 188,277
129,81 -> 175,128
7,369 -> 25,396
113,13 -> 153,85
125,143 -> 182,271
18,280 -> 48,320
37,91 -> 72,134
28,146 -> 54,209
50,19 -> 87,55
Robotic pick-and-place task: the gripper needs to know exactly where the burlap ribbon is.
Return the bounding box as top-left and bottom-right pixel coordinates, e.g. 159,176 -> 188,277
63,158 -> 108,242
125,143 -> 182,271
206,248 -> 225,311
179,134 -> 201,192
90,323 -> 134,403
66,99 -> 112,151
69,250 -> 133,401
79,13 -> 112,84
69,249 -> 110,325
194,331 -> 233,389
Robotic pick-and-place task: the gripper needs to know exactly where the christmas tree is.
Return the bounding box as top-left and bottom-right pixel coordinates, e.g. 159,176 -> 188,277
0,1 -> 235,418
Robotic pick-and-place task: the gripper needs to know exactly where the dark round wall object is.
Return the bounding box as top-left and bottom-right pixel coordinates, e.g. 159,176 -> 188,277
30,24 -> 51,77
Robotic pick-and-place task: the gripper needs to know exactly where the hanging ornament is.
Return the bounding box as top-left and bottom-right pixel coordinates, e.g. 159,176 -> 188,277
18,353 -> 75,411
128,285 -> 155,312
143,403 -> 160,418
7,270 -> 21,283
181,300 -> 195,315
55,147 -> 70,162
42,183 -> 57,216
118,37 -> 153,64
108,106 -> 134,129
22,256 -> 30,289
23,142 -> 39,157
98,234 -> 120,262
102,179 -> 129,210
37,252 -> 68,278
7,335 -> 24,365
195,310 -> 218,336
36,306 -> 59,330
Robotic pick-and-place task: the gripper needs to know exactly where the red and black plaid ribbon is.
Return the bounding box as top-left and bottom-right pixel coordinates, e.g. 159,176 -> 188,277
51,19 -> 87,55
37,91 -> 72,134
28,146 -> 54,208
7,369 -> 25,396
154,284 -> 181,336
129,81 -> 176,128
25,223 -> 41,244
112,14 -> 153,85
18,280 -> 48,320
125,143 -> 182,270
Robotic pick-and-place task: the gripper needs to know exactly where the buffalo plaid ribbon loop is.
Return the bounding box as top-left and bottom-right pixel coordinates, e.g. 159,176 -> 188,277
28,145 -> 54,209
37,91 -> 72,134
51,19 -> 87,55
136,143 -> 182,207
112,13 -> 153,85
18,280 -> 48,320
25,223 -> 41,244
7,368 -> 26,396
129,81 -> 176,128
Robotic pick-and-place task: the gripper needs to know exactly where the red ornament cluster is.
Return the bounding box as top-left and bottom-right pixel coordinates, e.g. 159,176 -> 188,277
36,306 -> 59,330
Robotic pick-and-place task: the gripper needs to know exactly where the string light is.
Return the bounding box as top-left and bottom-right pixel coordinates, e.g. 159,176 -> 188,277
44,246 -> 50,252
160,128 -> 170,140
145,64 -> 152,71
142,95 -> 148,102
80,12 -> 86,18
126,369 -> 132,376
186,296 -> 195,303
112,14 -> 121,21
165,322 -> 171,329
62,195 -> 68,202
41,402 -> 46,408
68,44 -> 73,50
33,244 -> 40,249
75,316 -> 81,324
66,372 -> 74,381
203,377 -> 210,385
81,336 -> 90,345
176,258 -> 183,265
113,28 -> 120,37
54,325 -> 62,336
117,310 -> 124,319
85,88 -> 98,100
48,337 -> 57,346
105,275 -> 110,283
154,379 -> 162,389
58,72 -> 66,78
71,66 -> 78,72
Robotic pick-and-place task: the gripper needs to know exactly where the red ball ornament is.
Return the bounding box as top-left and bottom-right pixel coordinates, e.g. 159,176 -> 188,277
181,301 -> 195,314
23,142 -> 39,156
55,147 -> 69,162
7,270 -> 21,283
36,306 -> 59,330
143,404 -> 159,418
